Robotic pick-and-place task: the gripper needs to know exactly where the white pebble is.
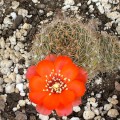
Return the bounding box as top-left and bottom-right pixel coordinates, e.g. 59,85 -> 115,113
107,109 -> 119,118
32,0 -> 38,3
3,17 -> 12,25
16,83 -> 24,92
0,37 -> 5,49
49,118 -> 56,120
13,107 -> 18,112
96,93 -> 101,98
97,5 -> 104,14
16,74 -> 22,83
94,116 -> 101,120
83,110 -> 95,120
47,11 -> 53,17
95,78 -> 102,84
11,1 -> 19,9
107,97 -> 118,105
73,106 -> 81,112
70,117 -> 80,120
38,114 -> 49,120
18,9 -> 28,17
9,36 -> 16,45
10,12 -> 17,20
20,92 -> 26,96
5,83 -> 15,93
0,59 -> 13,68
104,103 -> 112,111
62,5 -> 71,11
91,0 -> 99,2
64,0 -> 75,6
106,11 -> 120,20
18,100 -> 26,107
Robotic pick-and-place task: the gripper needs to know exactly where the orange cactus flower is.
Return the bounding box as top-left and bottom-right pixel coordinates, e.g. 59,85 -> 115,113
26,54 -> 87,116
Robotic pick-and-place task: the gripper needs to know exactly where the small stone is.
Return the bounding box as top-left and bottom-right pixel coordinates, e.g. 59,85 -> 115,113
0,0 -> 4,6
0,78 -> 3,84
73,106 -> 81,112
13,15 -> 23,29
0,59 -> 13,68
70,117 -> 80,120
93,109 -> 99,115
95,78 -> 102,84
107,97 -> 118,105
96,93 -> 101,98
1,67 -> 11,75
38,114 -> 49,120
5,83 -> 15,93
0,85 -> 3,92
64,0 -> 75,6
8,72 -> 16,82
106,11 -> 119,20
11,1 -> 19,9
15,111 -> 27,120
10,12 -> 17,20
112,95 -> 117,99
92,0 -> 99,2
0,97 -> 5,111
97,5 -> 104,14
107,109 -> 119,118
115,81 -> 120,91
16,74 -> 22,83
70,6 -> 78,11
20,92 -> 25,96
32,0 -> 38,3
83,110 -> 95,120
94,116 -> 102,120
9,36 -> 16,45
13,107 -> 18,112
62,5 -> 71,11
88,97 -> 96,103
18,100 -> 26,107
0,37 -> 5,49
46,11 -> 53,17
116,25 -> 120,35
104,103 -> 112,111
4,77 -> 12,83
18,9 -> 28,17
3,17 -> 12,25
16,83 -> 24,92
22,23 -> 31,29
49,118 -> 56,120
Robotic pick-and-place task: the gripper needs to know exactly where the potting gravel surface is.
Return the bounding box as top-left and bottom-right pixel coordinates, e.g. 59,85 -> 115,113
0,0 -> 120,120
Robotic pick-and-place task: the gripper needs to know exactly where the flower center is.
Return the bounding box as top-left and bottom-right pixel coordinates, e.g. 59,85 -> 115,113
43,69 -> 70,95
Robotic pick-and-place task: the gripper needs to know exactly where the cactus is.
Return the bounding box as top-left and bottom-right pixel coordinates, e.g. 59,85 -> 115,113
31,18 -> 120,80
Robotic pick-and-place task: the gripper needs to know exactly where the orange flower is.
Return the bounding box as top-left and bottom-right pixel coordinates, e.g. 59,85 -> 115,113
26,54 -> 87,116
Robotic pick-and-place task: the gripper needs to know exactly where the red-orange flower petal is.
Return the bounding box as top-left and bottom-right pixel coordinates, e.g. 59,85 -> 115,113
26,66 -> 38,80
72,98 -> 82,106
56,104 -> 73,116
29,92 -> 47,105
29,76 -> 46,92
61,63 -> 79,81
68,80 -> 86,97
75,67 -> 88,83
59,90 -> 75,107
45,54 -> 57,62
36,60 -> 54,77
36,104 -> 52,115
43,94 -> 60,109
54,56 -> 73,73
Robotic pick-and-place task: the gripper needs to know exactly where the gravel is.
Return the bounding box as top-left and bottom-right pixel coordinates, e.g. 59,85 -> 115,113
0,0 -> 120,119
